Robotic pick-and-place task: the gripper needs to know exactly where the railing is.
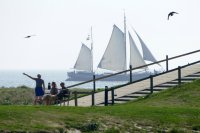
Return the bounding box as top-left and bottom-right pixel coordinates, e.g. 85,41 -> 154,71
103,59 -> 200,106
65,49 -> 200,106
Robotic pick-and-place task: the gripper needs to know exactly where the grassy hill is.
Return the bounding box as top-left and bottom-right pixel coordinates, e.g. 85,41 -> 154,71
0,80 -> 200,132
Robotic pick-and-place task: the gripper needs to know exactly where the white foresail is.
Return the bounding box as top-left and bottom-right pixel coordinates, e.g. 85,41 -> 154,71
98,25 -> 126,71
129,32 -> 146,68
74,43 -> 92,71
134,31 -> 157,62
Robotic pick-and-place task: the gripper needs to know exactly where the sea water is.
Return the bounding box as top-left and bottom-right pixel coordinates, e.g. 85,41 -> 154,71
0,70 -> 127,89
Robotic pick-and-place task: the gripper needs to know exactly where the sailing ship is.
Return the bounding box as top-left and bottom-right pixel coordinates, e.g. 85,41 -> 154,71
66,15 -> 160,81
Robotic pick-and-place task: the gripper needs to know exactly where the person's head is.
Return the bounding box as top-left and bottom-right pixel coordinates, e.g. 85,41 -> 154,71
52,82 -> 56,88
60,82 -> 65,88
37,74 -> 41,79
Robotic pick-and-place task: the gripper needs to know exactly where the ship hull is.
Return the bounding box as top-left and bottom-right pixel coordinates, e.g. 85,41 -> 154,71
66,71 -> 153,81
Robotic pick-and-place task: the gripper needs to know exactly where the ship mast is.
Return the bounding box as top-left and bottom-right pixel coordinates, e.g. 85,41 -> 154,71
124,10 -> 127,70
90,27 -> 94,74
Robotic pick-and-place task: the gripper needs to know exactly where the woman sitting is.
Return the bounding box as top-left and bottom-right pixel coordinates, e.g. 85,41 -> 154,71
43,82 -> 58,105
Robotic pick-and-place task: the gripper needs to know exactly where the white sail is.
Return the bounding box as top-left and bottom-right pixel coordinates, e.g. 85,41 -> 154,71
129,32 -> 146,68
74,43 -> 92,71
98,25 -> 126,71
134,31 -> 157,62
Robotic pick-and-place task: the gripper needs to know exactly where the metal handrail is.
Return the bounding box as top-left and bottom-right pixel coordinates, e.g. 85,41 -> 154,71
66,49 -> 200,89
111,59 -> 200,90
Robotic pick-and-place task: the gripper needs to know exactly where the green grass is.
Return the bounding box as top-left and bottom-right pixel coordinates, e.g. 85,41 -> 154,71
0,86 -> 34,105
0,80 -> 200,132
0,87 -> 103,105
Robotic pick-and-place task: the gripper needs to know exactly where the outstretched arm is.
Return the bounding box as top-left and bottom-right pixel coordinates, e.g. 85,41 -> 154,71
23,73 -> 36,80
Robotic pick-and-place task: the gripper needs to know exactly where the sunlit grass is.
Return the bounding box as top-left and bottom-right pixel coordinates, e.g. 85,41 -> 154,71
0,80 -> 200,132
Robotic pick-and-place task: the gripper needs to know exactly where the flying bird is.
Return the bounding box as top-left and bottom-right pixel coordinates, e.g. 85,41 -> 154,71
168,11 -> 179,20
24,35 -> 36,38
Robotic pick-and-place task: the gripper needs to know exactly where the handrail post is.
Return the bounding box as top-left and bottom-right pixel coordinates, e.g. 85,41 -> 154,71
150,75 -> 153,94
92,75 -> 96,106
74,91 -> 78,106
166,55 -> 168,71
104,86 -> 108,106
111,87 -> 114,105
178,66 -> 181,85
91,91 -> 94,106
93,75 -> 96,92
129,65 -> 132,83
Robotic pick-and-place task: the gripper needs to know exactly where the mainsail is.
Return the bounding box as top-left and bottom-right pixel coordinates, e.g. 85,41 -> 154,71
134,30 -> 157,63
129,32 -> 146,68
74,43 -> 92,71
98,25 -> 126,71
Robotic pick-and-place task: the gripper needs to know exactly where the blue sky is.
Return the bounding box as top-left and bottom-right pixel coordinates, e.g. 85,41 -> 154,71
0,0 -> 200,70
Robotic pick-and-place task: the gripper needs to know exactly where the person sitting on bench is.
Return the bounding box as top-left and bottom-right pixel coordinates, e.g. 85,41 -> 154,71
43,82 -> 58,105
57,82 -> 70,105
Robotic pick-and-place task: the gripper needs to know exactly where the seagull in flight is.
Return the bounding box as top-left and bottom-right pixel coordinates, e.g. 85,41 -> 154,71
24,35 -> 36,38
168,11 -> 179,20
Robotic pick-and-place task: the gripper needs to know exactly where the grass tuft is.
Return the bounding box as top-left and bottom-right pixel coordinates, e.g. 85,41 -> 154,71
104,127 -> 120,133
